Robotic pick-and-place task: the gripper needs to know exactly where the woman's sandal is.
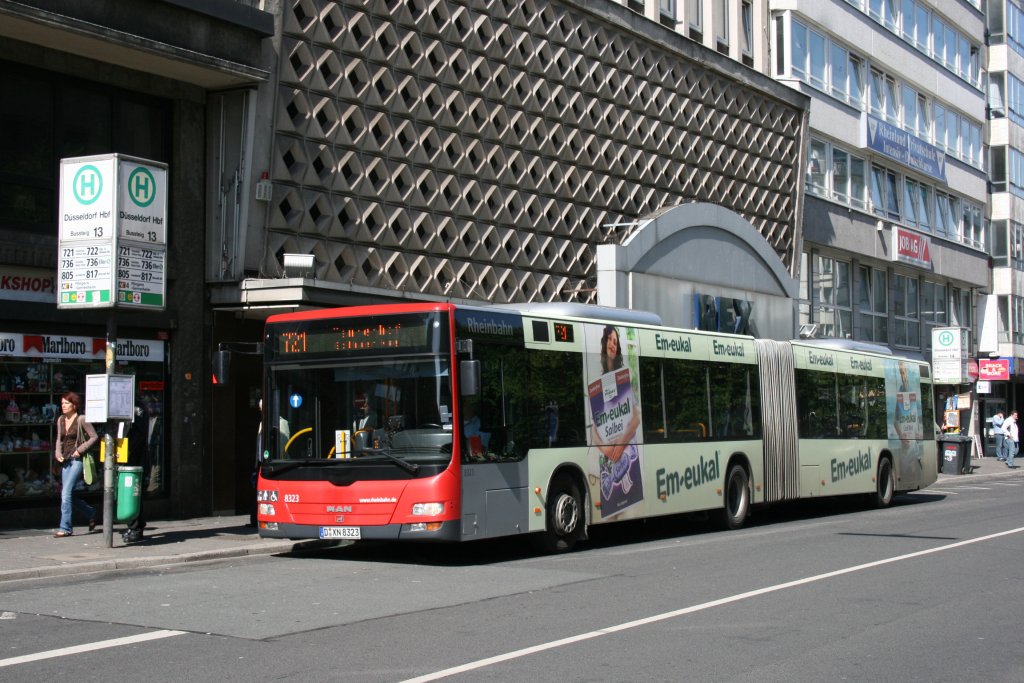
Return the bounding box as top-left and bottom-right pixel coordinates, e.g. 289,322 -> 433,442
53,530 -> 73,538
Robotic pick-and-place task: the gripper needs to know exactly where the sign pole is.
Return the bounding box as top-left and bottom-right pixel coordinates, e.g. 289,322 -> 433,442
102,308 -> 117,548
59,153 -> 167,548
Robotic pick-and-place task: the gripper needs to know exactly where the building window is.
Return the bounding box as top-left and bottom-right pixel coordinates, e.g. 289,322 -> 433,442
922,280 -> 947,349
740,1 -> 754,66
807,139 -> 827,196
810,254 -> 852,339
961,202 -> 984,250
858,266 -> 888,342
848,54 -> 865,108
805,140 -> 867,211
893,273 -> 920,348
903,178 -> 931,232
870,69 -> 900,125
868,0 -> 897,31
934,191 -> 958,240
1009,146 -> 1024,199
659,0 -> 677,27
870,165 -> 900,220
714,0 -> 730,54
687,0 -> 703,41
949,287 -> 972,330
830,42 -> 849,101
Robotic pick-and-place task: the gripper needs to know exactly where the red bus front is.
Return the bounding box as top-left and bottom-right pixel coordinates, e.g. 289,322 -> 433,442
256,304 -> 462,542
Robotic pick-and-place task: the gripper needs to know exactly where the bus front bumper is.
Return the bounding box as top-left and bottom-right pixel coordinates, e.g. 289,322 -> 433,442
258,519 -> 461,542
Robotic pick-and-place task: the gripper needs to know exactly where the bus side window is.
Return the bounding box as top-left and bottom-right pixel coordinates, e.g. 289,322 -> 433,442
526,350 -> 584,448
795,369 -> 838,439
665,358 -> 710,442
639,357 -> 666,441
708,362 -> 761,440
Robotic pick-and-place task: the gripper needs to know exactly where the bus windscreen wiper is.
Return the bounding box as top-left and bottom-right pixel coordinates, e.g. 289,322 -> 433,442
358,446 -> 419,474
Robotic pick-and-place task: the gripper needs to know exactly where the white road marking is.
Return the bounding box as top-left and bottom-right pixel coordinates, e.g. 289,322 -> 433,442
400,526 -> 1024,683
0,629 -> 186,668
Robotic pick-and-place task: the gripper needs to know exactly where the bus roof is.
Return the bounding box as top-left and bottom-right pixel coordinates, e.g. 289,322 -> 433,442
265,301 -> 664,326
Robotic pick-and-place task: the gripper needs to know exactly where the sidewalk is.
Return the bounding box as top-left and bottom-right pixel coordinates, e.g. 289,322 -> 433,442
0,454 -> 1018,584
0,515 -> 332,584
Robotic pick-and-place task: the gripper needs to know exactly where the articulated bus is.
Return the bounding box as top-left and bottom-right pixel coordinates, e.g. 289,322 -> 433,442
255,302 -> 936,551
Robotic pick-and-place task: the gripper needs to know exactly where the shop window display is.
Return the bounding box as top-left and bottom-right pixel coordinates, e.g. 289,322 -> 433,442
0,335 -> 165,502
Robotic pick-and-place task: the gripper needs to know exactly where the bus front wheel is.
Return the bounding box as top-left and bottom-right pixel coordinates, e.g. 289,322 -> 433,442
717,463 -> 750,530
872,456 -> 895,508
537,475 -> 584,553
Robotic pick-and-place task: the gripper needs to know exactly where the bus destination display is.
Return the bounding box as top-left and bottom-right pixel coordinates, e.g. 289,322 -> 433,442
273,320 -> 432,357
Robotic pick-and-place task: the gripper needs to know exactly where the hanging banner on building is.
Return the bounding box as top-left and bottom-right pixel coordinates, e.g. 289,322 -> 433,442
892,227 -> 932,269
58,153 -> 167,311
865,114 -> 946,182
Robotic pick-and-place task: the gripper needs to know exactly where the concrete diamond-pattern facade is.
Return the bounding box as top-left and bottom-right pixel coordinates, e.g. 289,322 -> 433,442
262,0 -> 805,303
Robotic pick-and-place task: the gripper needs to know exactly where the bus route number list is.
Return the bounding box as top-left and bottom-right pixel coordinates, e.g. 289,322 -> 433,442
59,243 -> 113,305
117,244 -> 165,307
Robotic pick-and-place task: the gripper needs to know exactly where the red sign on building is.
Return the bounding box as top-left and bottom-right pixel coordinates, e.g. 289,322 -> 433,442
892,227 -> 932,269
978,358 -> 1011,381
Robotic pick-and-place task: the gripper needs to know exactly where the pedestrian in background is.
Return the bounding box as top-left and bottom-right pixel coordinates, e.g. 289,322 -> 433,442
123,399 -> 150,543
249,398 -> 262,528
1005,411 -> 1019,469
993,411 -> 1006,461
53,391 -> 98,537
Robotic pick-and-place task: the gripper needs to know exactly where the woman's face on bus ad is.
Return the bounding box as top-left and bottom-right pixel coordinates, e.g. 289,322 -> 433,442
605,330 -> 619,359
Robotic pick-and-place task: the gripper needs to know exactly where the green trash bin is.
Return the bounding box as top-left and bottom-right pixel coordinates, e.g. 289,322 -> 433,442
116,466 -> 143,523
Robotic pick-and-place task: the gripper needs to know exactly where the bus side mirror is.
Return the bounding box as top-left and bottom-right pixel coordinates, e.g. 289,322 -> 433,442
212,349 -> 231,385
460,360 -> 480,396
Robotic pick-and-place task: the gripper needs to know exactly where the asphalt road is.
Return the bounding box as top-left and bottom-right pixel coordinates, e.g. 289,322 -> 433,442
3,477 -> 1024,682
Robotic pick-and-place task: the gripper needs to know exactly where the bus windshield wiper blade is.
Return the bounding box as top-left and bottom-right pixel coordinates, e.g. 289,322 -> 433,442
264,460 -> 324,475
360,446 -> 419,474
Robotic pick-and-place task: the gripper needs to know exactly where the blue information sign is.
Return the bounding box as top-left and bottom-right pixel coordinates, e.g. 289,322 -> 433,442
865,115 -> 946,182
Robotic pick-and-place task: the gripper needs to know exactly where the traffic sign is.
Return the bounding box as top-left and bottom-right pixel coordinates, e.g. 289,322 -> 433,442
118,160 -> 166,245
116,243 -> 165,308
58,242 -> 114,306
58,154 -> 167,311
59,158 -> 116,243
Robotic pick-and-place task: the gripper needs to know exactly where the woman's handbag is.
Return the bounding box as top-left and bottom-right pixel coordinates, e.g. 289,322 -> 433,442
83,453 -> 97,485
75,419 -> 98,485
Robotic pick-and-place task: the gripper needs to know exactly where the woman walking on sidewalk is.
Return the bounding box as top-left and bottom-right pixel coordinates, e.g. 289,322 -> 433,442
53,391 -> 98,537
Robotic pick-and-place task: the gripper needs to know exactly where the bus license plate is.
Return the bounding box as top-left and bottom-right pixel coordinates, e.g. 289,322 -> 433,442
320,526 -> 361,540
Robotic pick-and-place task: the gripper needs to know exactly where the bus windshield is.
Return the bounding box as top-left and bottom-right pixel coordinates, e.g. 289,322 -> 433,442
266,356 -> 454,467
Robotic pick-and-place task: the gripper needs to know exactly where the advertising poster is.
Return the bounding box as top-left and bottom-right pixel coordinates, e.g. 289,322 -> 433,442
885,358 -> 925,486
886,359 -> 923,441
584,324 -> 644,519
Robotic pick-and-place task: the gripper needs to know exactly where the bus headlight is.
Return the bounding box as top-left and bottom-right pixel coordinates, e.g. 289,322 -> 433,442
259,503 -> 277,516
412,502 -> 445,516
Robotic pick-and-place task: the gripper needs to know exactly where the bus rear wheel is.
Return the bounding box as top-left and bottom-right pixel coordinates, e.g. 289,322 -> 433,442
717,463 -> 750,530
872,456 -> 895,508
537,475 -> 584,553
